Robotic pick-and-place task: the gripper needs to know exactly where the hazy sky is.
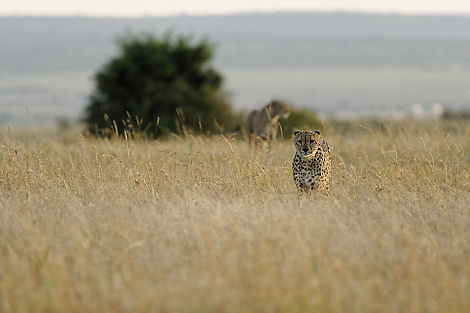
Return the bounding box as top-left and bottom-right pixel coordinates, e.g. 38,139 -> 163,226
2,0 -> 470,16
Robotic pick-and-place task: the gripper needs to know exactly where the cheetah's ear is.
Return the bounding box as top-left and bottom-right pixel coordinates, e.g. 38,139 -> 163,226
293,130 -> 300,136
314,130 -> 321,135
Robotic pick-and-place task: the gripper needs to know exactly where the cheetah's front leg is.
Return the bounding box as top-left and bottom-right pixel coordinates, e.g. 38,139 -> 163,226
304,175 -> 320,192
293,172 -> 306,194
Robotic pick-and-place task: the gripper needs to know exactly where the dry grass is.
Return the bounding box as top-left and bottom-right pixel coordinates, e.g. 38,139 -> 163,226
1,119 -> 469,313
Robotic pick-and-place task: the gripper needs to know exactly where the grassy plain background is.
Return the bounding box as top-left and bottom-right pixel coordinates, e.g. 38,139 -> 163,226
1,119 -> 469,313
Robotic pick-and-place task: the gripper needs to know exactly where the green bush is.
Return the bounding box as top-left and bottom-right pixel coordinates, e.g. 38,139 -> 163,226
442,109 -> 470,120
84,33 -> 234,137
279,108 -> 323,138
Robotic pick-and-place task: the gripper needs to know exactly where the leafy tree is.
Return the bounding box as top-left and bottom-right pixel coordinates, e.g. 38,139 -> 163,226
84,33 -> 234,137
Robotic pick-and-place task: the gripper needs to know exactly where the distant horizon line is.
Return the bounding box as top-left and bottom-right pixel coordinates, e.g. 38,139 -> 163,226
2,9 -> 470,19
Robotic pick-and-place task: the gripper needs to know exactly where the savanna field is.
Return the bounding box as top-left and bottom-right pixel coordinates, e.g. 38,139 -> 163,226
1,119 -> 469,313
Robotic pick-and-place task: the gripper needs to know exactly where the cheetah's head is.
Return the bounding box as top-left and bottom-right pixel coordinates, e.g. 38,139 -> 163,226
293,130 -> 321,158
269,100 -> 291,119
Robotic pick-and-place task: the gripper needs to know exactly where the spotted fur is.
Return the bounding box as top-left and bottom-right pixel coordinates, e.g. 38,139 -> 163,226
292,130 -> 331,195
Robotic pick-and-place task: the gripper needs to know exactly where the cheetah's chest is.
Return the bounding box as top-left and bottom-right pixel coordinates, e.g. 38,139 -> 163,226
292,151 -> 328,192
293,154 -> 322,176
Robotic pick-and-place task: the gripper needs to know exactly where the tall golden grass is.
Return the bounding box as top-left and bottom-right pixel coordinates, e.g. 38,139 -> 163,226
1,119 -> 469,313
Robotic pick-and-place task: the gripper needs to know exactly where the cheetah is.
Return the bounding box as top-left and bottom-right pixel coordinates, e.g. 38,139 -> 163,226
247,100 -> 291,148
292,130 -> 331,195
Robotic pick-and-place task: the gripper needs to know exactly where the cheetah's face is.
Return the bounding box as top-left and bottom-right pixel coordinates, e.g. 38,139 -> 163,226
293,130 -> 321,158
281,107 -> 291,119
271,100 -> 291,118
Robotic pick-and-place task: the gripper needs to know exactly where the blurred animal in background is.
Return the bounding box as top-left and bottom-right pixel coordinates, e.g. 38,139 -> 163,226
292,130 -> 331,195
246,100 -> 291,148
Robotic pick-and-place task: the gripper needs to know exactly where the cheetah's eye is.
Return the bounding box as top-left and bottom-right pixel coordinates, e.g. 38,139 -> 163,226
297,140 -> 302,144
310,140 -> 314,144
